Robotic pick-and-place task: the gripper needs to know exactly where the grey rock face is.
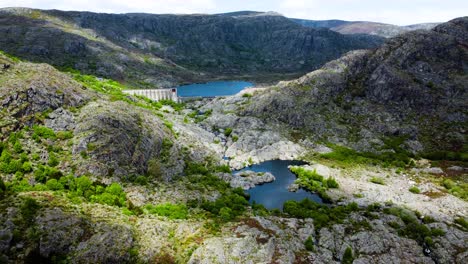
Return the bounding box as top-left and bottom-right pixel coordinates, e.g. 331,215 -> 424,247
36,208 -> 87,258
45,107 -> 76,131
0,8 -> 383,87
72,100 -> 182,179
73,223 -> 134,264
243,17 -> 468,154
219,171 -> 276,190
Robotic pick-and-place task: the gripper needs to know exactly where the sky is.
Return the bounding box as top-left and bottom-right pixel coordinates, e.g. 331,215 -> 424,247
1,0 -> 467,25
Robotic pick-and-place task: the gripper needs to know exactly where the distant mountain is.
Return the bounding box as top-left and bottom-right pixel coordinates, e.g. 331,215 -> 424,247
0,7 -> 383,88
291,18 -> 441,38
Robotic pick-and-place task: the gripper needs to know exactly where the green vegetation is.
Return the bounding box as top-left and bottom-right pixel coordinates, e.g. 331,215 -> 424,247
422,151 -> 468,162
442,179 -> 467,201
369,176 -> 385,185
200,188 -> 249,222
454,217 -> 468,231
283,199 -> 359,229
315,141 -> 414,168
232,135 -> 239,142
409,186 -> 421,194
304,236 -> 314,251
224,128 -> 233,137
242,93 -> 252,98
188,109 -> 212,123
383,207 -> 443,247
0,135 -> 34,175
70,73 -> 185,115
184,161 -> 249,222
20,197 -> 41,224
56,131 -> 73,140
289,166 -> 338,201
144,203 -> 188,219
32,125 -> 56,140
0,50 -> 21,62
342,247 -> 354,264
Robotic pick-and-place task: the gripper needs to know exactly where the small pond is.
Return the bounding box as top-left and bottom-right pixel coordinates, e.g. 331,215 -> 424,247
235,160 -> 323,210
177,81 -> 253,97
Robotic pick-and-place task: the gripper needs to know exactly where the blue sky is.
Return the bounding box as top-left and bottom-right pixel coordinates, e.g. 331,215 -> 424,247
1,0 -> 467,25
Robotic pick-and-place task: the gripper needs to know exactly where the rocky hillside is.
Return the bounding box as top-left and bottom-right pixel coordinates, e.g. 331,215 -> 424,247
242,17 -> 468,157
0,7 -> 383,88
292,18 -> 440,38
0,38 -> 467,264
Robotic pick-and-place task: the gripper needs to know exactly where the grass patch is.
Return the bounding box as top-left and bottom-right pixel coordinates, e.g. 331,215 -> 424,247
442,179 -> 467,201
289,166 -> 338,202
144,203 -> 188,219
369,176 -> 385,185
409,186 -> 421,194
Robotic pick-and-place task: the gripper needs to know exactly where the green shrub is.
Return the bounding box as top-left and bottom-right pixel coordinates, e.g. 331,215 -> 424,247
21,162 -> 33,173
20,197 -> 41,224
47,153 -> 60,167
454,217 -> 468,231
369,177 -> 385,185
34,165 -> 62,183
409,186 -> 421,194
56,131 -> 73,140
46,179 -> 64,191
342,247 -> 354,264
289,167 -> 338,198
134,175 -> 148,185
215,165 -> 231,173
32,125 -> 56,140
219,207 -> 234,222
431,228 -> 445,236
201,192 -> 249,222
443,179 -> 456,189
224,128 -> 233,137
232,135 -> 239,142
304,236 -> 314,251
326,177 -> 339,188
160,138 -> 173,163
442,179 -> 468,200
144,203 -> 188,219
0,177 -> 6,192
283,199 -> 354,229
242,93 -> 252,98
147,159 -> 163,179
0,149 -> 12,163
13,141 -> 23,153
90,182 -> 126,207
185,162 -> 209,175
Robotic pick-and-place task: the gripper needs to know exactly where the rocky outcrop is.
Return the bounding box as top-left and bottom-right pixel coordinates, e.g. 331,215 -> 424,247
0,61 -> 93,132
72,100 -> 184,180
242,17 -> 468,154
218,171 -> 276,190
189,214 -> 467,263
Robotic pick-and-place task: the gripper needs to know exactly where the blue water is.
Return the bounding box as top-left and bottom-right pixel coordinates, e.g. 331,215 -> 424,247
177,81 -> 253,97
235,160 -> 323,210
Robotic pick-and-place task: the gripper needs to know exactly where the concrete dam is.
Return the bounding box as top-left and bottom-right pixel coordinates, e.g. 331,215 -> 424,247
122,88 -> 179,102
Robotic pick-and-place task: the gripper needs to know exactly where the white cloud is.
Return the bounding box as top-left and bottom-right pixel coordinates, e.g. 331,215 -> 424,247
0,0 -> 466,25
277,0 -> 468,25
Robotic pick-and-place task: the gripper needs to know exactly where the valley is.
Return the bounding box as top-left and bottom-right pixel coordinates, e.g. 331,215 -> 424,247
0,5 -> 466,264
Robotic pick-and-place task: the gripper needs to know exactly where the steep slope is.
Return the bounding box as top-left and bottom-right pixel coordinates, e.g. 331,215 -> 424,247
332,21 -> 440,38
243,17 -> 468,156
0,7 -> 383,87
292,18 -> 440,38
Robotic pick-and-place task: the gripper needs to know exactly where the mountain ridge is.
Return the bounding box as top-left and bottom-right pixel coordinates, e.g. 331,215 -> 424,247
0,7 -> 383,88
